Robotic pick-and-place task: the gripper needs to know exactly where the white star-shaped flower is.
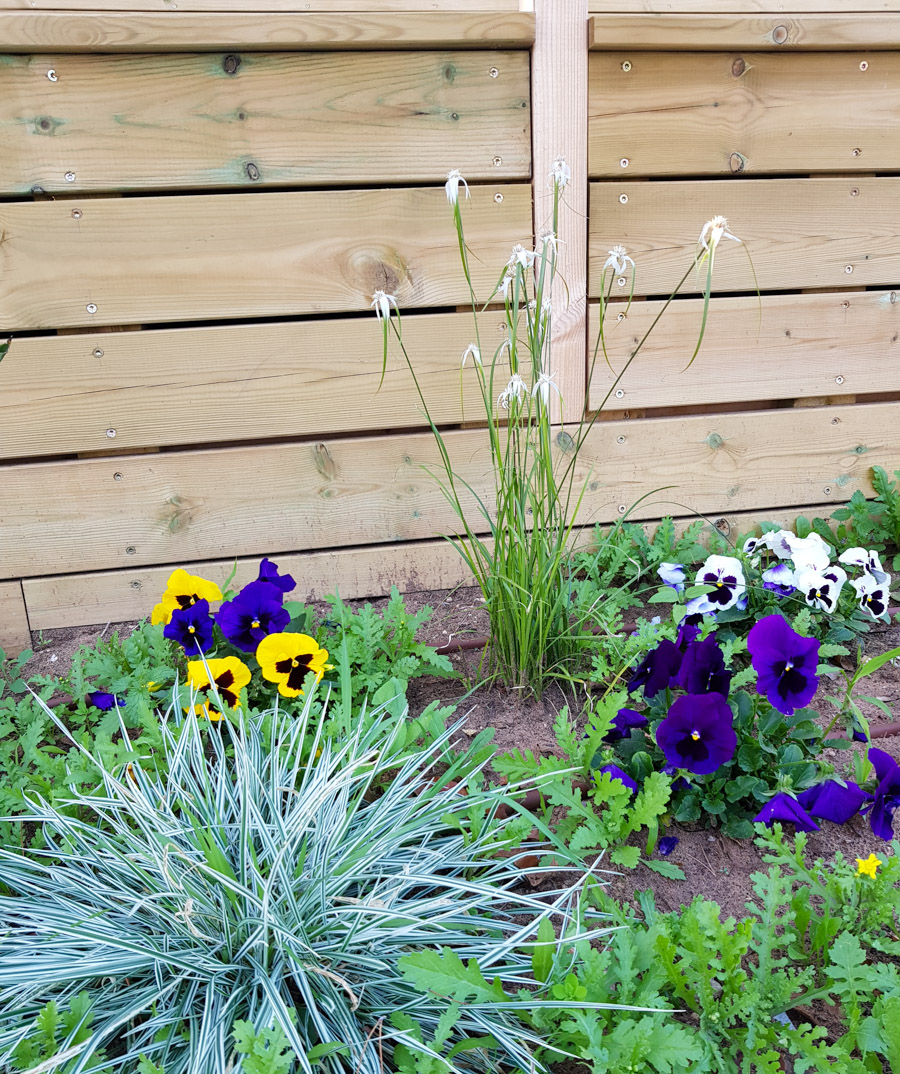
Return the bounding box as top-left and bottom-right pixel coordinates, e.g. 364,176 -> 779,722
698,215 -> 741,253
445,169 -> 469,206
603,245 -> 635,276
370,290 -> 398,322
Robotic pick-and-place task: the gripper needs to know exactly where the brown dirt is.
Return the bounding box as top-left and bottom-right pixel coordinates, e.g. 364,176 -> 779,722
18,584 -> 900,923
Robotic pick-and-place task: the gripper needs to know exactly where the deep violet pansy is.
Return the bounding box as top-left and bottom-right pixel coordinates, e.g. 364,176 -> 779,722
747,614 -> 819,716
655,693 -> 736,775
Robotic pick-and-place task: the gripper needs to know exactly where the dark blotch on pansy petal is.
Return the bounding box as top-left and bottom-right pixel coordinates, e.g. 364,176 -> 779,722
753,792 -> 819,832
676,635 -> 732,697
87,691 -> 120,711
628,639 -> 682,699
658,836 -> 679,856
656,693 -> 736,774
796,780 -> 872,825
257,557 -> 296,594
747,614 -> 819,716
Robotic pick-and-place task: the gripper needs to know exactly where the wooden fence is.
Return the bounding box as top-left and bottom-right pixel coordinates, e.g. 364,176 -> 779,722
1,0 -> 899,654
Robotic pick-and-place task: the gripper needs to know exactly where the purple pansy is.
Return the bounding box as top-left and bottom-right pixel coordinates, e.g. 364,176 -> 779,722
762,563 -> 797,598
753,792 -> 819,832
675,615 -> 703,650
628,639 -> 682,699
796,780 -> 872,825
257,557 -> 296,594
655,693 -> 737,774
164,599 -> 215,655
87,691 -> 121,711
747,615 -> 819,716
694,555 -> 746,612
676,635 -> 732,697
216,581 -> 290,653
593,763 -> 638,795
588,707 -> 648,743
657,562 -> 686,594
851,713 -> 869,744
658,836 -> 679,856
865,748 -> 900,841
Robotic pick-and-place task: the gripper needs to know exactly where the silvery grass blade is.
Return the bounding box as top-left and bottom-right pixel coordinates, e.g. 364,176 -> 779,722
0,689 -> 633,1074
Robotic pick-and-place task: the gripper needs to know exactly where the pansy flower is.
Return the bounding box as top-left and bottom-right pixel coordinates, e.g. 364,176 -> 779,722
658,836 -> 679,856
747,614 -> 819,715
760,529 -> 796,560
694,555 -> 746,611
852,573 -> 891,621
217,581 -> 289,653
762,563 -> 796,598
785,532 -> 832,573
865,748 -> 900,841
87,691 -> 122,711
587,707 -> 648,743
795,566 -> 846,614
186,656 -> 251,720
675,615 -> 703,650
656,693 -> 736,774
151,569 -> 222,626
753,792 -> 819,832
627,639 -> 682,699
839,547 -> 889,584
675,636 -> 732,697
796,779 -> 872,825
592,763 -> 637,795
164,599 -> 214,655
256,632 -> 331,697
657,562 -> 686,594
257,557 -> 296,594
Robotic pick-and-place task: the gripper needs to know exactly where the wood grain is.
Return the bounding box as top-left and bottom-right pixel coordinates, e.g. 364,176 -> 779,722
589,52 -> 900,177
588,290 -> 900,410
0,184 -> 531,330
2,401 -> 898,579
0,312 -> 509,459
0,0 -> 520,10
589,178 -> 900,296
589,0 -> 900,12
0,580 -> 30,655
0,12 -> 535,50
1,51 -> 530,194
589,13 -> 900,49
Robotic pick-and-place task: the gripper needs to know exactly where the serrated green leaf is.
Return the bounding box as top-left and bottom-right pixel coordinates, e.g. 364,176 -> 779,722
642,859 -> 686,881
399,948 -> 505,1004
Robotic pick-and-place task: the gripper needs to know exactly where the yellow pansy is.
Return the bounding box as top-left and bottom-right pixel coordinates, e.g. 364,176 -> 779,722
856,853 -> 882,879
151,569 -> 222,626
256,633 -> 331,698
185,657 -> 251,720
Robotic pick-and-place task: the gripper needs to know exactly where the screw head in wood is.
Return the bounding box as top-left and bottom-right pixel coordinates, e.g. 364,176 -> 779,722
621,60 -> 632,71
493,192 -> 503,203
106,428 -> 116,438
93,347 -> 104,358
113,471 -> 123,480
851,188 -> 859,196
616,312 -> 625,321
851,148 -> 861,157
842,300 -> 851,308
618,504 -> 627,514
86,303 -> 97,313
71,208 -> 82,219
617,277 -> 627,287
492,156 -> 502,167
615,389 -> 625,398
823,486 -> 832,495
620,157 -> 629,168
619,193 -> 628,204
835,375 -> 845,384
845,265 -> 854,274
616,435 -> 626,444
64,172 -> 76,182
860,61 -> 869,70
489,67 -> 499,78
126,546 -> 136,555
47,69 -> 58,81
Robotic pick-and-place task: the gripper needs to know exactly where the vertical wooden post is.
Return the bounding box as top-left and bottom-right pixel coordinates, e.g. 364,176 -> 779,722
529,0 -> 589,425
0,580 -> 31,657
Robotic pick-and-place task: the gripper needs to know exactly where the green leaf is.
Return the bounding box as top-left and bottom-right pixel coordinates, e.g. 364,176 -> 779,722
648,589 -> 681,604
532,916 -> 555,983
399,948 -> 505,1004
307,1043 -> 351,1063
610,845 -> 641,868
642,859 -> 685,881
857,647 -> 900,680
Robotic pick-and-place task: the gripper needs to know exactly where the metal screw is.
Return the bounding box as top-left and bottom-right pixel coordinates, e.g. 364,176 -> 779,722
860,60 -> 869,71
489,67 -> 499,78
492,156 -> 502,167
620,157 -> 629,168
823,486 -> 832,495
851,187 -> 859,197
851,148 -> 861,157
47,69 -> 57,82
841,300 -> 851,308
835,375 -> 845,385
86,303 -> 97,313
621,60 -> 632,72
493,192 -> 503,203
619,193 -> 629,204
617,276 -> 627,287
64,172 -> 75,182
615,389 -> 625,399
616,435 -> 626,444
71,208 -> 82,219
106,428 -> 116,438
113,471 -> 123,480
126,546 -> 136,555
616,312 -> 626,321
93,347 -> 104,358
618,504 -> 627,514
131,580 -> 142,590
497,322 -> 506,332
831,418 -> 840,425
845,265 -> 853,274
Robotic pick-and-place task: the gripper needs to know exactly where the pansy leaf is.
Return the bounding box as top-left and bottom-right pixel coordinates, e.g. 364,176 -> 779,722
723,817 -> 755,839
684,584 -> 716,598
823,737 -> 855,750
778,743 -> 804,767
758,709 -> 784,736
647,589 -> 681,604
737,743 -> 763,771
642,859 -> 686,881
858,646 -> 900,680
701,797 -> 726,816
858,695 -> 895,720
674,795 -> 701,823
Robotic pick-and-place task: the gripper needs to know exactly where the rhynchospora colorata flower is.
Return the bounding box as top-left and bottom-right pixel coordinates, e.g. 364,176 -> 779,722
698,215 -> 741,254
549,156 -> 571,189
370,290 -> 398,322
603,245 -> 635,276
445,168 -> 469,206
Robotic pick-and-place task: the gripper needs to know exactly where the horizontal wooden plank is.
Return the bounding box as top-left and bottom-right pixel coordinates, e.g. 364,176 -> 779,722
0,580 -> 31,655
0,311 -> 509,459
1,51 -> 530,195
589,51 -> 900,177
0,184 -> 531,330
21,502 -> 833,629
0,0 -> 521,10
589,178 -> 900,296
589,0 -> 900,12
2,401 -> 899,578
0,12 -> 535,50
589,13 -> 900,49
588,289 -> 900,410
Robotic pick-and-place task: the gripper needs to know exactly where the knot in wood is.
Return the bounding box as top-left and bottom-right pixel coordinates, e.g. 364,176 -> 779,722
223,54 -> 242,76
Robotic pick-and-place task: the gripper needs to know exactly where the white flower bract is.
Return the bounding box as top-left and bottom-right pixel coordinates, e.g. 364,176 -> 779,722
549,156 -> 571,189
498,372 -> 527,410
531,370 -> 561,408
698,215 -> 741,253
370,290 -> 398,322
603,244 -> 635,276
445,168 -> 469,206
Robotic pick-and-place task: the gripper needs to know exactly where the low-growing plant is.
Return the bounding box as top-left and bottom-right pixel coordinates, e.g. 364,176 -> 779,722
824,466 -> 900,571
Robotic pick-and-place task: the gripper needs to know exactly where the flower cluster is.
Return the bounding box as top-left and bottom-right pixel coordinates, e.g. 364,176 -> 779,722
150,560 -> 331,719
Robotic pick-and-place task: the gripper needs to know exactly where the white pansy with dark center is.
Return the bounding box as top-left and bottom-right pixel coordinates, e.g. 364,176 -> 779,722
796,565 -> 846,613
694,554 -> 746,611
839,547 -> 889,584
760,529 -> 795,560
785,532 -> 832,573
445,169 -> 469,205
852,572 -> 892,621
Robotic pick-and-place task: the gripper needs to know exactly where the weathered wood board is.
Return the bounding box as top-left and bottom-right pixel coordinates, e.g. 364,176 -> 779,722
2,402 -> 897,579
0,184 -> 531,330
0,12 -> 536,51
0,580 -> 30,655
1,51 -> 530,194
0,0 -> 521,10
589,178 -> 900,296
589,13 -> 900,50
589,0 -> 900,12
590,52 -> 900,177
0,311 -> 508,459
588,290 -> 900,411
